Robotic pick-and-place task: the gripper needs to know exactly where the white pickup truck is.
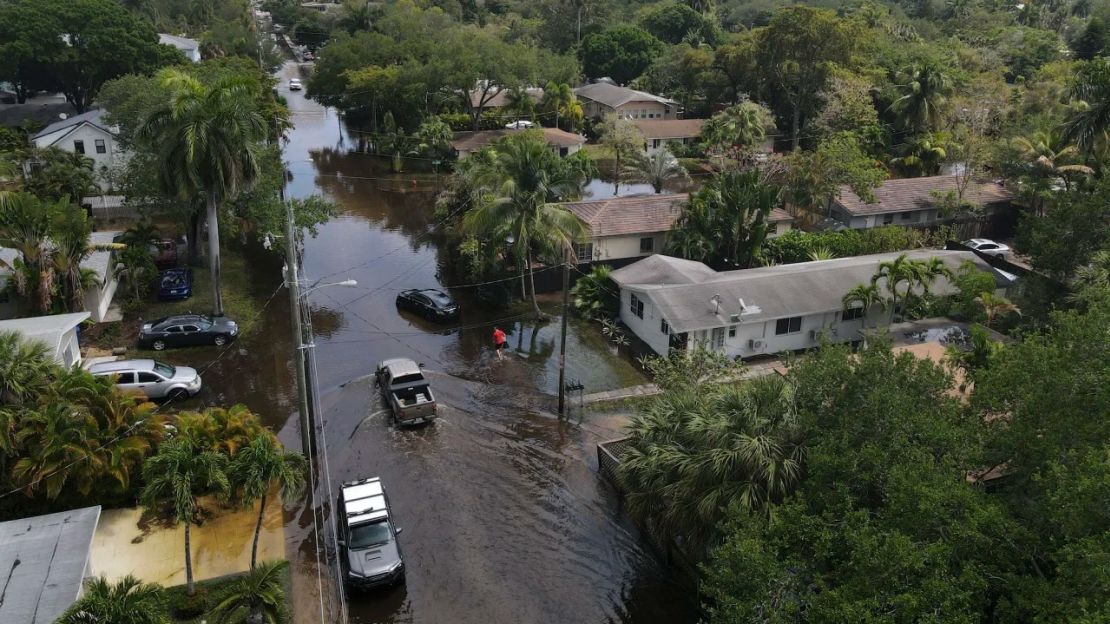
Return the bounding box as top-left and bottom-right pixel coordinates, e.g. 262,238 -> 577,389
375,358 -> 437,426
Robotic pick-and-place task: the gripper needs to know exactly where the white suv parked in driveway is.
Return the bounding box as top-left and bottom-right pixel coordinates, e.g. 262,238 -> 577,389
88,359 -> 202,401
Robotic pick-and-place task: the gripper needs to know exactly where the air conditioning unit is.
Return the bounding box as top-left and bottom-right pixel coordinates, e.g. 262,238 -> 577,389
749,339 -> 764,350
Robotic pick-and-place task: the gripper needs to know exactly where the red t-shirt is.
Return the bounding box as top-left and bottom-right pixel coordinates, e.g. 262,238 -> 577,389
493,328 -> 506,345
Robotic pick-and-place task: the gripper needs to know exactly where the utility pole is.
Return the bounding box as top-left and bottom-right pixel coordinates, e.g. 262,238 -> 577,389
283,187 -> 313,453
557,254 -> 570,416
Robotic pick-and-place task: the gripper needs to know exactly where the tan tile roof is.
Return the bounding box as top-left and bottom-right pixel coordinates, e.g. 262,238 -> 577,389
468,87 -> 544,109
449,128 -> 585,153
834,175 -> 1013,216
563,194 -> 791,238
632,119 -> 705,140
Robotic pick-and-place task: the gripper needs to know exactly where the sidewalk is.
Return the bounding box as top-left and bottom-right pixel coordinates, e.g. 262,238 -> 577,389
581,358 -> 787,405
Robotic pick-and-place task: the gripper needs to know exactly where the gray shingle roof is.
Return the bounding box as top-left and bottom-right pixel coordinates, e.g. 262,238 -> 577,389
0,312 -> 91,361
834,176 -> 1013,216
573,83 -> 678,108
32,109 -> 108,140
0,506 -> 101,624
612,250 -> 1011,333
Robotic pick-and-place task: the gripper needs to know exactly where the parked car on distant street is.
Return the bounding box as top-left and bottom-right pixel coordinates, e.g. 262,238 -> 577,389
139,314 -> 239,351
505,120 -> 533,129
963,238 -> 1011,258
289,78 -> 303,91
89,359 -> 202,401
338,477 -> 405,590
395,288 -> 459,322
157,268 -> 193,301
376,358 -> 436,426
150,239 -> 178,269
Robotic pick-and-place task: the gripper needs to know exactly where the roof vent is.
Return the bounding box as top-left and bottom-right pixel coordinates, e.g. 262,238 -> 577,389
58,113 -> 68,121
710,293 -> 721,315
738,298 -> 761,316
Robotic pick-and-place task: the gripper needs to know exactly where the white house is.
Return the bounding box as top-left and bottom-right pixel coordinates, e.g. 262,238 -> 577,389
0,230 -> 121,323
0,312 -> 91,368
574,83 -> 679,120
830,176 -> 1013,229
632,119 -> 705,155
562,194 -> 793,264
158,33 -> 202,62
450,127 -> 586,159
31,110 -> 126,189
610,250 -> 1013,358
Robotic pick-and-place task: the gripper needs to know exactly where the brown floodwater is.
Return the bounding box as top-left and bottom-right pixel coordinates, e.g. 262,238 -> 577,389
189,61 -> 698,624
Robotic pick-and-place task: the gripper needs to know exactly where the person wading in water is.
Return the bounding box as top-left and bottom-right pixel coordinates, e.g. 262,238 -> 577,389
492,326 -> 507,360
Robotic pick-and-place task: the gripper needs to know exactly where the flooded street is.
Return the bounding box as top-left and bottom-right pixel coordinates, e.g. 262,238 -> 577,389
201,61 -> 697,624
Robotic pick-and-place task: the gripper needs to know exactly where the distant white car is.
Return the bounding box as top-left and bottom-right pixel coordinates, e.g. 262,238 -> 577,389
289,78 -> 303,91
505,120 -> 533,129
963,238 -> 1010,258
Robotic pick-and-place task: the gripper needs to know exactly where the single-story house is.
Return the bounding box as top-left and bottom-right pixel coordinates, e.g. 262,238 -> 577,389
562,194 -> 793,264
574,83 -> 679,121
632,119 -> 705,155
0,230 -> 121,323
0,506 -> 102,624
0,312 -> 91,367
468,87 -> 545,113
450,127 -> 586,158
159,33 -> 202,62
611,250 -> 1014,358
31,110 -> 127,189
830,176 -> 1013,230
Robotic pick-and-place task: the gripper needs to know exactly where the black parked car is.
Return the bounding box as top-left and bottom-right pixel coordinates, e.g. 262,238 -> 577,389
139,314 -> 239,351
396,288 -> 459,322
157,268 -> 193,301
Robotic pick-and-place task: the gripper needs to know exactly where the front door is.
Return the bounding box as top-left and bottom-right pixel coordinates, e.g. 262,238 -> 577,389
711,327 -> 726,351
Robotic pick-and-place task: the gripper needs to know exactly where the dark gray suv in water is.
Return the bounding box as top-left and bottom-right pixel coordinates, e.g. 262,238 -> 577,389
338,477 -> 405,590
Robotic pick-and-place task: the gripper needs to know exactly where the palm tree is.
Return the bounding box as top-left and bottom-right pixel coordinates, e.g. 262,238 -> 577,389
889,62 -> 952,132
870,253 -> 921,323
12,402 -> 103,499
539,82 -> 579,131
0,192 -> 54,313
890,134 -> 947,177
619,374 -> 806,550
139,68 -> 267,317
975,292 -> 1020,327
570,264 -> 617,319
842,283 -> 886,328
0,330 -> 54,407
700,101 -> 772,160
207,559 -> 290,624
141,439 -> 231,596
1064,58 -> 1110,153
623,148 -> 690,193
176,405 -> 268,456
57,575 -> 169,624
503,86 -> 535,122
229,435 -> 307,569
461,133 -> 588,317
1010,130 -> 1094,214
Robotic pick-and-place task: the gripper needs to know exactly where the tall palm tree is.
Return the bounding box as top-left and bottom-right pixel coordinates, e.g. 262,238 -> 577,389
207,559 -> 290,624
57,575 -> 169,624
229,435 -> 307,569
842,283 -> 886,328
176,405 -> 268,456
623,148 -> 690,193
870,253 -> 922,323
890,134 -> 947,177
619,374 -> 806,550
1064,58 -> 1110,153
975,292 -> 1020,327
0,192 -> 54,313
462,134 -> 588,318
700,101 -> 772,159
539,82 -> 579,131
503,86 -> 535,122
889,62 -> 952,132
1010,130 -> 1094,214
666,170 -> 780,269
140,439 -> 230,596
139,68 -> 267,317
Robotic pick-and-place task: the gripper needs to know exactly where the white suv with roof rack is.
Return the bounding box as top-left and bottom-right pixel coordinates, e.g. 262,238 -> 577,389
338,477 -> 405,589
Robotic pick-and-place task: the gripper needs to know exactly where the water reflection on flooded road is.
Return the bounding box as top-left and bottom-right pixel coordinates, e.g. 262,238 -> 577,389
205,61 -> 697,624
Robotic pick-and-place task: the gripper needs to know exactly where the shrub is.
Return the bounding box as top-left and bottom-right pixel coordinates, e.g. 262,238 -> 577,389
167,586 -> 208,620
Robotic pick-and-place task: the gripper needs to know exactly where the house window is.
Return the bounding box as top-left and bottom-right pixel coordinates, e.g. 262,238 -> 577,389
630,293 -> 644,319
712,327 -> 725,349
639,237 -> 654,253
728,325 -> 736,337
882,213 -> 894,225
94,139 -> 106,154
843,307 -> 864,321
73,140 -> 85,154
652,139 -> 661,149
900,211 -> 913,221
574,242 -> 593,262
660,319 -> 670,335
775,316 -> 802,335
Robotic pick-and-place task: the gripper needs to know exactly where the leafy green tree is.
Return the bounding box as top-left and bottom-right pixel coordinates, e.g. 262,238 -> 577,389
207,559 -> 290,624
140,68 -> 267,317
623,148 -> 690,194
810,74 -> 884,147
141,439 -> 231,596
640,3 -> 719,45
667,169 -> 782,269
598,114 -> 644,195
57,576 -> 169,624
888,61 -> 952,133
579,26 -> 666,85
699,101 -> 774,162
460,133 -> 589,317
1072,17 -> 1108,60
782,132 -> 885,216
23,148 -> 98,204
620,371 -> 806,551
950,260 -> 998,321
229,435 -> 307,569
0,0 -> 62,102
1015,181 -> 1110,279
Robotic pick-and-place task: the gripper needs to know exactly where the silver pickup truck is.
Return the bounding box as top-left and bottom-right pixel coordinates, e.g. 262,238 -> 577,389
375,358 -> 437,426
